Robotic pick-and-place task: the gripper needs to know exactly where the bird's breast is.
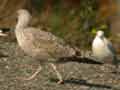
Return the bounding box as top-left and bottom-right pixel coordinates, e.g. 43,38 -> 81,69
92,37 -> 113,59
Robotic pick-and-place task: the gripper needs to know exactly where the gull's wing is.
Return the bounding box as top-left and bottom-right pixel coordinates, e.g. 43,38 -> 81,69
23,27 -> 75,58
103,37 -> 119,69
103,37 -> 116,55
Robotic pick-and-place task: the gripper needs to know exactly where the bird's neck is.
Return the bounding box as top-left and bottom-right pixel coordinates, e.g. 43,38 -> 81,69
96,36 -> 104,40
15,16 -> 29,40
16,21 -> 28,30
15,16 -> 30,30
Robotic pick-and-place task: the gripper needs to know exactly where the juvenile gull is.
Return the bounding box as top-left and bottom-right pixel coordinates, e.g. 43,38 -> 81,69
15,9 -> 76,84
92,30 -> 119,72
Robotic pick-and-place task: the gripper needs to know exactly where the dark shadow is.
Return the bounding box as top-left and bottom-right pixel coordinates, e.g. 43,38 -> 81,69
50,78 -> 112,89
0,28 -> 11,33
56,56 -> 103,65
0,52 -> 8,57
0,54 -> 8,58
112,71 -> 120,74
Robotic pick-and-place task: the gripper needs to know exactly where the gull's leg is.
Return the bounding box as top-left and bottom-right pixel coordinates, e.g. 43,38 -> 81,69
112,56 -> 119,74
113,62 -> 119,74
50,63 -> 63,84
22,65 -> 42,80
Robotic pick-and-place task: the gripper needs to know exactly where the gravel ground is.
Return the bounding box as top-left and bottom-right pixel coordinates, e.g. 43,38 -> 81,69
0,38 -> 120,90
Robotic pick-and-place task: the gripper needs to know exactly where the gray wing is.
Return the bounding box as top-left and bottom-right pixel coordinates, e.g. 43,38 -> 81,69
104,38 -> 116,55
104,38 -> 119,68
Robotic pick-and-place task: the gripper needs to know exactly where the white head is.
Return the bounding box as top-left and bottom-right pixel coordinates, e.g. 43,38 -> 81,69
96,30 -> 104,38
16,9 -> 32,29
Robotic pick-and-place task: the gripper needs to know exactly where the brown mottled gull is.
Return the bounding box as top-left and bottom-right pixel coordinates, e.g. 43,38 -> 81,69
15,9 -> 76,84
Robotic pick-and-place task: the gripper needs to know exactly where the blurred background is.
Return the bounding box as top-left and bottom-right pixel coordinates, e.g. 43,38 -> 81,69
0,0 -> 119,52
0,1 -> 120,90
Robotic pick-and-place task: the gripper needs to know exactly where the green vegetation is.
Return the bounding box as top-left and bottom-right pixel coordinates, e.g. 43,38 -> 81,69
33,0 -> 110,49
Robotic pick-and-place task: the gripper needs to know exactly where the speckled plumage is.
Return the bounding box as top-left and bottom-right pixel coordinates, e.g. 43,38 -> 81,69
15,9 -> 76,83
15,9 -> 75,61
